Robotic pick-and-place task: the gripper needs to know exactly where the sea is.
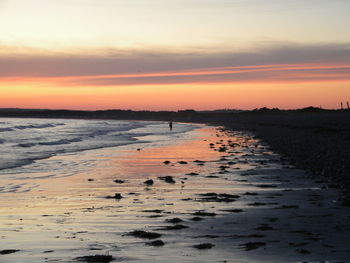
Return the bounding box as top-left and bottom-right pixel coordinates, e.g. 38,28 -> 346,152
0,118 -> 198,186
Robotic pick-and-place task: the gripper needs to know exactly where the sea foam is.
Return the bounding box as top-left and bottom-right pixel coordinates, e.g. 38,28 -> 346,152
0,118 -> 197,175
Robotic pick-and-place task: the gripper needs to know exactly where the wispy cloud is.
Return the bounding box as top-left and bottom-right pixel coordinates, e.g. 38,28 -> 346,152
1,43 -> 350,86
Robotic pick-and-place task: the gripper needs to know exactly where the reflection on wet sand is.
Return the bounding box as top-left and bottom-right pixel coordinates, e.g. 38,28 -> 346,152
0,127 -> 349,262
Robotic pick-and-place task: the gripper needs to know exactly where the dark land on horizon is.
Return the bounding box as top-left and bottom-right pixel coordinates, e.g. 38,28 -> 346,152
1,107 -> 350,201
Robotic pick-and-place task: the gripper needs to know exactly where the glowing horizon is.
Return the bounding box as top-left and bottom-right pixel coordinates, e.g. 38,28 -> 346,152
1,0 -> 350,110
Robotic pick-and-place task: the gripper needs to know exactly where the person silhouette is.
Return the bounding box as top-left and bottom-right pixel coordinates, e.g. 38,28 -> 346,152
169,121 -> 173,131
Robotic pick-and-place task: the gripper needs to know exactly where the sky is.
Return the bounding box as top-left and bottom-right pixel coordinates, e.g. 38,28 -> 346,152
0,0 -> 350,110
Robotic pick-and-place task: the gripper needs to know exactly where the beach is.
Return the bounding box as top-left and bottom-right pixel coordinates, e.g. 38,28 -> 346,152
0,119 -> 349,263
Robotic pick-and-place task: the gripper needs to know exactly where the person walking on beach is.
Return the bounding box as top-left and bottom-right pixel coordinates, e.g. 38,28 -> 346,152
169,121 -> 173,131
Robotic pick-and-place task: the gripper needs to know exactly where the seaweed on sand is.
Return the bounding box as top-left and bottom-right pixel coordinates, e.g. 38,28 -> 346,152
193,243 -> 215,249
75,255 -> 114,262
127,230 -> 161,239
0,249 -> 20,254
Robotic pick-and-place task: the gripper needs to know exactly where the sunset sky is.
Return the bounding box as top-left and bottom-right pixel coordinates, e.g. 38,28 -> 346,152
1,0 -> 350,110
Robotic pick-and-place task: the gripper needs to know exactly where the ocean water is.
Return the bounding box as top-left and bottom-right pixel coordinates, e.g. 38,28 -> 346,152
0,118 -> 198,179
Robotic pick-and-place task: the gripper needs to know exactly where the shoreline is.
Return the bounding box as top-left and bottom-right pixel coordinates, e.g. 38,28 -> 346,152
2,109 -> 349,195
0,125 -> 349,262
0,118 -> 201,173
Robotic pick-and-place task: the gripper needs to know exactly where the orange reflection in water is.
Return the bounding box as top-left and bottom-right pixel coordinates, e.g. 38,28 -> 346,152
115,129 -> 225,177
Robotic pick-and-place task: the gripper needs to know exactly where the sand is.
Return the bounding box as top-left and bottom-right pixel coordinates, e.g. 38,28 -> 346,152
0,126 -> 349,263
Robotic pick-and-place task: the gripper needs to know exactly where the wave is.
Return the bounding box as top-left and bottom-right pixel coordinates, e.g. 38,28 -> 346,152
14,123 -> 65,130
38,137 -> 83,146
0,127 -> 13,132
0,182 -> 39,193
0,118 -> 198,176
18,143 -> 37,148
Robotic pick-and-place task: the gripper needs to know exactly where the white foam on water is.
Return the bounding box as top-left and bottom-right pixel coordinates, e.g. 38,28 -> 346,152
0,118 -> 198,182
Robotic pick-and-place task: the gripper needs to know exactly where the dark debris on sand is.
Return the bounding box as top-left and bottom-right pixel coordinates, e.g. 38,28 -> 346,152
190,216 -> 203,221
196,193 -> 240,202
256,184 -> 278,188
157,224 -> 188,230
221,209 -> 244,213
127,230 -> 162,239
144,179 -> 154,185
75,255 -> 114,262
193,243 -> 215,249
186,172 -> 199,176
106,193 -> 123,199
276,205 -> 299,209
296,248 -> 311,254
142,209 -> 164,213
247,202 -> 275,206
166,217 -> 183,224
224,110 -> 350,191
158,176 -> 175,183
193,211 -> 216,217
113,179 -> 125,184
146,240 -> 165,246
239,242 -> 266,251
340,197 -> 350,207
146,214 -> 164,218
0,249 -> 20,255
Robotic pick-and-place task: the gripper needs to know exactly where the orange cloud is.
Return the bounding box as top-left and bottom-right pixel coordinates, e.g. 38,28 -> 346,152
1,43 -> 350,110
2,63 -> 350,87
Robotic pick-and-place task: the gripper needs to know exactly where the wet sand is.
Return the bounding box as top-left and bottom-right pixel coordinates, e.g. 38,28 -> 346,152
0,126 -> 349,262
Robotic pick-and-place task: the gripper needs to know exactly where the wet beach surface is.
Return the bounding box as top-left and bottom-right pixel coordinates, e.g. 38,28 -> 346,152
0,127 -> 349,262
